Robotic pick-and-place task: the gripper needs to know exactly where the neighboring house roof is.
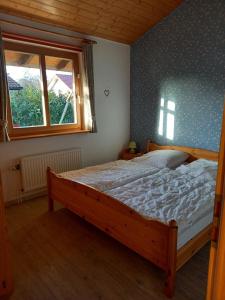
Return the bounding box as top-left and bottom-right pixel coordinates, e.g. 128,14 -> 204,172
55,74 -> 73,90
7,75 -> 23,91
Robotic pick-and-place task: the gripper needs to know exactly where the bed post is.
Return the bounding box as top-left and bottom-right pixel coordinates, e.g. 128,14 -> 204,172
165,220 -> 178,298
47,167 -> 54,212
146,139 -> 151,152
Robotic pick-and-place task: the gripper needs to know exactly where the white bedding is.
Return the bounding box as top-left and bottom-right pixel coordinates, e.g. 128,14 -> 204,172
178,209 -> 213,248
60,158 -> 217,249
132,149 -> 189,168
61,160 -> 160,191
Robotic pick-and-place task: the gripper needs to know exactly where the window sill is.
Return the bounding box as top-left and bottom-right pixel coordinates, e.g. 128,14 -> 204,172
9,129 -> 90,141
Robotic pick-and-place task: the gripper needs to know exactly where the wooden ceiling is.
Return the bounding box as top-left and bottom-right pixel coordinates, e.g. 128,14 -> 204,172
0,0 -> 182,44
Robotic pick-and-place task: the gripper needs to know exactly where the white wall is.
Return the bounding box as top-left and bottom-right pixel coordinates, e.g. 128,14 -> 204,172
0,14 -> 130,203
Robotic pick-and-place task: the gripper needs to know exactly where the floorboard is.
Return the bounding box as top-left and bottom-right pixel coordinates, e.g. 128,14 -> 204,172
5,197 -> 209,300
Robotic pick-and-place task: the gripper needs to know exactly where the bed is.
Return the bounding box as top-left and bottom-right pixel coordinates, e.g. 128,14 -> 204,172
47,142 -> 218,297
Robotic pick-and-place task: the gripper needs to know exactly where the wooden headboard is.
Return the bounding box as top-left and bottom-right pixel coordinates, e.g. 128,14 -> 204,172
147,141 -> 218,161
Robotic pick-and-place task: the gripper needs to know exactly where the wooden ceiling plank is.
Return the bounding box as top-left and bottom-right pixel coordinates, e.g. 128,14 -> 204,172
0,0 -> 55,19
34,0 -> 79,15
93,13 -> 148,31
108,4 -> 157,23
95,25 -> 138,39
112,1 -> 156,18
32,0 -> 103,22
77,10 -> 101,22
122,0 -> 157,11
12,0 -> 79,19
89,12 -> 147,32
78,0 -> 155,24
97,19 -> 145,36
95,7 -> 153,29
90,21 -> 137,40
78,0 -> 109,10
94,28 -> 131,43
120,0 -> 181,22
72,0 -> 151,27
139,0 -> 181,11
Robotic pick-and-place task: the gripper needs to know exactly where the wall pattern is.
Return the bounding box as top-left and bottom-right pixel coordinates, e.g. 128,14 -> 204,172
131,0 -> 225,151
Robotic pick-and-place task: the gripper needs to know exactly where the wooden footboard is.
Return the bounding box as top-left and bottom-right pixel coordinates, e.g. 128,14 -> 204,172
47,168 -> 178,297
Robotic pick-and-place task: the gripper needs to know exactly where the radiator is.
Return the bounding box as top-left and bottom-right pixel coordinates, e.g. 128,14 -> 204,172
20,148 -> 82,192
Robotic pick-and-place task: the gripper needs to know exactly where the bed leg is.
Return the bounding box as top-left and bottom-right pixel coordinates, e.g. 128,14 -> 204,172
164,220 -> 178,298
47,167 -> 54,212
165,268 -> 176,297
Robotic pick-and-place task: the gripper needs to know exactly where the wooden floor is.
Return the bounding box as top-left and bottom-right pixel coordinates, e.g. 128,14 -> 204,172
5,197 -> 209,300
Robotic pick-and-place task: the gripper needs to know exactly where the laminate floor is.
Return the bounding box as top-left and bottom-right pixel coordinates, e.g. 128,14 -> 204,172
6,197 -> 209,300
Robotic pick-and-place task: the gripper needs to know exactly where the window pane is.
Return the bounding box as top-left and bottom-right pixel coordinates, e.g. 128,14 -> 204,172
5,50 -> 45,128
45,56 -> 77,125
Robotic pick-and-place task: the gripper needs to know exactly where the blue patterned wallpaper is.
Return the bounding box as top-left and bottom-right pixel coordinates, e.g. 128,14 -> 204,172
131,0 -> 225,151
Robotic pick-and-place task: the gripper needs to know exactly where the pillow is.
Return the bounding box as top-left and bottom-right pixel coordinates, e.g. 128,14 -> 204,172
176,159 -> 218,179
132,150 -> 189,169
178,158 -> 217,169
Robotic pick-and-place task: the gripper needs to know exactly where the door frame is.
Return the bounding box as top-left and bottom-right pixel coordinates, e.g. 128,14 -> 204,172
207,101 -> 225,300
0,173 -> 13,297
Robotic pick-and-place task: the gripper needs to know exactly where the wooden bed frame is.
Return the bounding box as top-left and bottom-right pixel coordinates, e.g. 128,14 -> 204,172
47,142 -> 218,297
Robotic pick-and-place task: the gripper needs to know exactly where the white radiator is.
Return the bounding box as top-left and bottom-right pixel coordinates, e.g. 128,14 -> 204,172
20,148 -> 82,192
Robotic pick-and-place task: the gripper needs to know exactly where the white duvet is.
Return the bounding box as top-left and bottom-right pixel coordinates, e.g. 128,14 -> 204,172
105,160 -> 216,225
61,159 -> 160,191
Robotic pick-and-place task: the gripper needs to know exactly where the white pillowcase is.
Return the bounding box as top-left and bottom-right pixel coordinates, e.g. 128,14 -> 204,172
176,159 -> 218,179
132,150 -> 189,169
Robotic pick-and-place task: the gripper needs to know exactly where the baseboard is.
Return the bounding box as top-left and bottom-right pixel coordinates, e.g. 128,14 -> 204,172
5,189 -> 47,207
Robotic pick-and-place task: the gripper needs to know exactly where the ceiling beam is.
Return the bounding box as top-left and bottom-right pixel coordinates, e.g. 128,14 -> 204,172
56,59 -> 69,70
18,54 -> 33,66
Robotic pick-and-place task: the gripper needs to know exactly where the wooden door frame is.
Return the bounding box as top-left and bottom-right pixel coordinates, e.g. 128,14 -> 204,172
206,100 -> 225,300
210,201 -> 225,299
0,173 -> 13,297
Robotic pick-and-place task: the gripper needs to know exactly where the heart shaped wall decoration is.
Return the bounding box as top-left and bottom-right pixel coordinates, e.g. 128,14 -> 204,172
104,89 -> 110,97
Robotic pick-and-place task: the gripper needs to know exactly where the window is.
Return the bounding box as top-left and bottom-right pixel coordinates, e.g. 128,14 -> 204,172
4,40 -> 85,139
